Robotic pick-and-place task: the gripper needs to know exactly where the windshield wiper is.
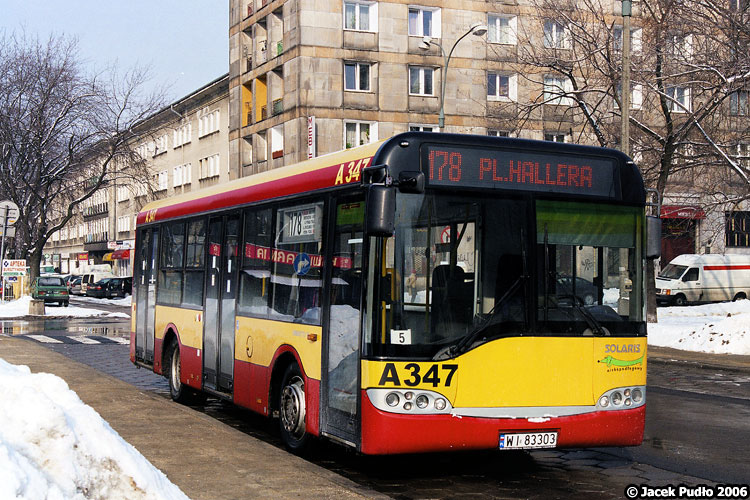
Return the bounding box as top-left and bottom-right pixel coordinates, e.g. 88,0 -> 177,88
565,299 -> 607,336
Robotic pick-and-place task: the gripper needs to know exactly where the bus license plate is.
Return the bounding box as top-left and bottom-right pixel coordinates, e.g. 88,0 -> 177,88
499,431 -> 557,450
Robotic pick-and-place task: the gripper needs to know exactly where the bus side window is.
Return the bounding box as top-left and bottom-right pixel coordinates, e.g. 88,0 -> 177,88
238,208 -> 273,318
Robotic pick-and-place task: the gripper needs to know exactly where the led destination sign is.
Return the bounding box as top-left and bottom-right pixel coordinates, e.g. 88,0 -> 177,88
426,146 -> 618,197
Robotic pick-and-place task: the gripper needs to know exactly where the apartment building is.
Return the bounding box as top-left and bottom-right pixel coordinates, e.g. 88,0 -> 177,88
45,76 -> 230,276
228,0 -> 750,263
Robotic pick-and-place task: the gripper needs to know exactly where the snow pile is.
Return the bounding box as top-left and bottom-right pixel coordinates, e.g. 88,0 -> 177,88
648,300 -> 750,355
0,296 -> 129,319
0,359 -> 189,500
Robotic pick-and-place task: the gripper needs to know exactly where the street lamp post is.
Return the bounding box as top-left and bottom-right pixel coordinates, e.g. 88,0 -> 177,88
419,23 -> 488,129
621,0 -> 631,156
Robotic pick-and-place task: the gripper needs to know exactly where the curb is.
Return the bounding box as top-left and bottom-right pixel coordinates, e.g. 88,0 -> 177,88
648,345 -> 750,373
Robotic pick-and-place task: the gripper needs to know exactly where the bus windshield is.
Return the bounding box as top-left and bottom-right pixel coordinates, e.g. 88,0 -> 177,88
367,193 -> 644,359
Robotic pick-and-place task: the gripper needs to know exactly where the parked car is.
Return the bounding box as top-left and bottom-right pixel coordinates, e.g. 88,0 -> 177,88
86,277 -> 132,298
555,275 -> 598,306
68,276 -> 83,295
31,276 -> 69,306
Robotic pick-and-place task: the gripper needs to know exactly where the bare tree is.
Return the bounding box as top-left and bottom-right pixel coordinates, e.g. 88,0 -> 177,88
0,30 -> 165,281
485,0 -> 750,319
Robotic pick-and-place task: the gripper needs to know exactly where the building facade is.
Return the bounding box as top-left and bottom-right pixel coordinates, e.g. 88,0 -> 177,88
228,0 -> 750,263
45,76 -> 230,277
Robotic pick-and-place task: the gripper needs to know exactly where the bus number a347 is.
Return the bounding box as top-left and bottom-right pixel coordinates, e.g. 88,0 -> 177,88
378,362 -> 458,388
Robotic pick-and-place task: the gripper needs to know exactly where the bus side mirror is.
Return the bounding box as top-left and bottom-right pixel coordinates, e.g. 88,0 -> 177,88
646,216 -> 661,259
366,185 -> 395,236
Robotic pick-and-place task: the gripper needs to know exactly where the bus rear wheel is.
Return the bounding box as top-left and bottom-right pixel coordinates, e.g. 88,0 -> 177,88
279,363 -> 309,452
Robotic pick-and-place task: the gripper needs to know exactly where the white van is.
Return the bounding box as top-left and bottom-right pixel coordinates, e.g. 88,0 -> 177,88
81,271 -> 115,295
655,254 -> 750,306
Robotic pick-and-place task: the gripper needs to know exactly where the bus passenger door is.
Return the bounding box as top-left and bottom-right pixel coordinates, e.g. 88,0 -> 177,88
135,227 -> 158,364
321,198 -> 365,446
203,215 -> 239,393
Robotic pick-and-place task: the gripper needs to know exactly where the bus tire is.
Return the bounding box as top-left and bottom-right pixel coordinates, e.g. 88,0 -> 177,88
278,363 -> 309,452
167,341 -> 191,404
673,294 -> 687,306
733,292 -> 747,302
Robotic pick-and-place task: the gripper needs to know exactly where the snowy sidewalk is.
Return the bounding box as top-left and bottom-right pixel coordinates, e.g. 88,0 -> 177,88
0,335 -> 387,500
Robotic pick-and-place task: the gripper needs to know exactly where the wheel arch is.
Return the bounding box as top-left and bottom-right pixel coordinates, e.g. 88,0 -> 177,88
268,345 -> 305,416
158,323 -> 181,376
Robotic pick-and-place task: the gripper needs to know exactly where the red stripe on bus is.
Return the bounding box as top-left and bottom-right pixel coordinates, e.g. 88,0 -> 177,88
137,158 -> 372,225
704,265 -> 750,271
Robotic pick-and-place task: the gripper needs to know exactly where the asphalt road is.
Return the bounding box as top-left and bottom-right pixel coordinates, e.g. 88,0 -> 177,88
5,305 -> 749,498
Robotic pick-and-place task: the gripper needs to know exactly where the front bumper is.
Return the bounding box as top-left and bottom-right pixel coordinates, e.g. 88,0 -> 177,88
360,391 -> 645,455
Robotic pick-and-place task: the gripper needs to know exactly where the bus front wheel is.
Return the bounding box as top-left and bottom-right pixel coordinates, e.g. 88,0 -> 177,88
279,363 -> 309,452
167,341 -> 190,403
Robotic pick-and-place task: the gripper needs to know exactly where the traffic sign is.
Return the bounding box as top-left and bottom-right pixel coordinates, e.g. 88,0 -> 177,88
0,200 -> 19,226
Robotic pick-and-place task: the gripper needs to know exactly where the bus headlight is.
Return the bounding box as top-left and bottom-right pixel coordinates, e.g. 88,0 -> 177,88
632,388 -> 643,403
366,388 -> 453,415
611,391 -> 623,405
385,392 -> 400,407
596,386 -> 646,411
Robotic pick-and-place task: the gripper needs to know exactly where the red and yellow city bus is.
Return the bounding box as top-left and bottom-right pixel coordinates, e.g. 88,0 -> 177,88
131,132 -> 659,454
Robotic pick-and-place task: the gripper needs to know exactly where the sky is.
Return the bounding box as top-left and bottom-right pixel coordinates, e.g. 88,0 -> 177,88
2,0 -> 229,102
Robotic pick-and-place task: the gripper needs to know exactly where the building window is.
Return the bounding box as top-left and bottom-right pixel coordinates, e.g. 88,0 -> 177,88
544,133 -> 567,142
735,143 -> 750,168
488,130 -> 510,137
154,134 -> 168,156
199,154 -> 221,180
666,86 -> 691,113
344,62 -> 371,91
726,211 -> 750,247
616,82 -> 644,110
271,125 -> 284,159
173,122 -> 192,148
409,66 -> 434,96
117,215 -> 131,233
488,15 -> 517,45
344,1 -> 377,31
156,170 -> 169,191
543,75 -> 572,105
613,26 -> 643,53
487,72 -> 517,102
116,185 -> 129,203
543,20 -> 568,49
198,108 -> 221,138
410,125 -> 437,132
667,33 -> 693,59
173,163 -> 192,187
345,121 -> 377,148
730,90 -> 749,116
408,7 -> 440,37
